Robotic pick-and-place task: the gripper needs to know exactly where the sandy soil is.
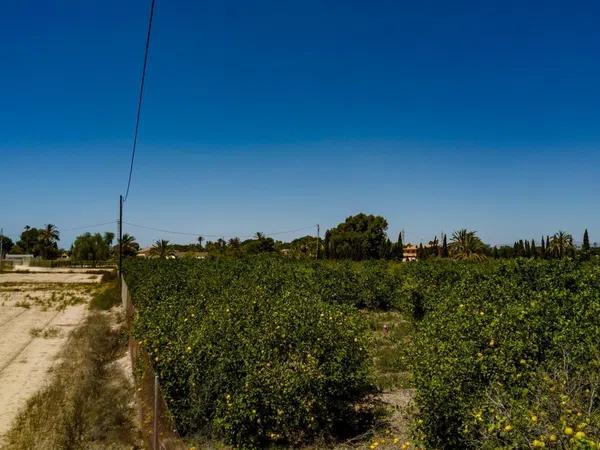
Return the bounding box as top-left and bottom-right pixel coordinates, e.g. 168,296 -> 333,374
13,265 -> 113,274
0,272 -> 102,284
0,272 -> 96,444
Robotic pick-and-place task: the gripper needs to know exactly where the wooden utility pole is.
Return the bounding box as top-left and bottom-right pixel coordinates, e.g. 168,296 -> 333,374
118,195 -> 123,276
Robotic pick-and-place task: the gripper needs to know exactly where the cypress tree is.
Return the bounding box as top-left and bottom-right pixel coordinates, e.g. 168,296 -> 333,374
583,229 -> 590,251
531,239 -> 537,257
540,235 -> 546,257
518,239 -> 525,257
442,234 -> 448,257
395,232 -> 404,261
418,243 -> 424,259
524,239 -> 531,257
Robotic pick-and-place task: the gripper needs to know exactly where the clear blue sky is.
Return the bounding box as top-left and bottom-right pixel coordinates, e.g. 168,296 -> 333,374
1,0 -> 599,247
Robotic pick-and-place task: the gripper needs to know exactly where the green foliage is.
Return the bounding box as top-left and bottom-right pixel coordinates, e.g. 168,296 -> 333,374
71,232 -> 113,264
120,233 -> 140,257
449,229 -> 486,261
0,234 -> 14,256
16,225 -> 60,259
324,213 -> 390,260
124,257 -> 376,448
411,259 -> 600,449
89,279 -> 120,310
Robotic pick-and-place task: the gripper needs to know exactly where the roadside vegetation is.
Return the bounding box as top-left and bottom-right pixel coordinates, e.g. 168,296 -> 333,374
1,273 -> 140,450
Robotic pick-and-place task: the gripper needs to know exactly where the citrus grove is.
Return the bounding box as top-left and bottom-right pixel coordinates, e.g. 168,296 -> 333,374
123,256 -> 600,449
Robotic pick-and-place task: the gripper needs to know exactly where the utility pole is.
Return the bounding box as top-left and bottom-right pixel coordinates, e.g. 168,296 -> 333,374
315,224 -> 320,259
0,227 -> 4,273
118,195 -> 123,277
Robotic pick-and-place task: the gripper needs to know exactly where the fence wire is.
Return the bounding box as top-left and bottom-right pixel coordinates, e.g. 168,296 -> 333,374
122,277 -> 188,450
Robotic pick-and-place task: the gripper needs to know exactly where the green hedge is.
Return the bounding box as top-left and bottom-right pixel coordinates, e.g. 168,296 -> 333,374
411,259 -> 600,449
124,257 -> 375,448
29,259 -> 115,268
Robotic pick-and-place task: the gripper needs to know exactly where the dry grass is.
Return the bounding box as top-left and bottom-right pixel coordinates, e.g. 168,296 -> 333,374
2,312 -> 142,449
29,326 -> 63,339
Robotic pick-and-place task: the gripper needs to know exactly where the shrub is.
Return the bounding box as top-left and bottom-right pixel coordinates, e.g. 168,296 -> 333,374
411,259 -> 600,449
124,257 -> 375,448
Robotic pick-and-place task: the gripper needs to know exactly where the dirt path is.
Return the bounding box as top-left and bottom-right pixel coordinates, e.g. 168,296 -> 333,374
0,272 -> 96,444
0,272 -> 102,284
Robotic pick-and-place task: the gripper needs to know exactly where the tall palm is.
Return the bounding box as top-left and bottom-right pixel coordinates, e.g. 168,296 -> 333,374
197,236 -> 204,249
151,239 -> 174,259
121,234 -> 140,257
39,224 -> 60,259
449,229 -> 486,261
548,231 -> 574,258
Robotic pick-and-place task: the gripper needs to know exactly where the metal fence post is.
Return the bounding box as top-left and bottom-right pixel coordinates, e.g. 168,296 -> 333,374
153,374 -> 159,450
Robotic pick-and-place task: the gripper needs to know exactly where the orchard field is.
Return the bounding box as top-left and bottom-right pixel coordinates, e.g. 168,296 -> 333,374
123,256 -> 600,449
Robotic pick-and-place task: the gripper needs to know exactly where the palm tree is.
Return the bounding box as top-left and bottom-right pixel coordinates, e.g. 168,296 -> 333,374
548,231 -> 574,258
121,234 -> 140,257
255,232 -> 265,240
39,224 -> 60,259
150,239 -> 174,259
449,229 -> 486,261
197,236 -> 204,249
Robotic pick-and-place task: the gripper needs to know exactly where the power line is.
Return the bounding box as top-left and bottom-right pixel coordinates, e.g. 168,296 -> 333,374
124,0 -> 156,202
124,222 -> 214,237
63,221 -> 118,232
123,221 -> 317,240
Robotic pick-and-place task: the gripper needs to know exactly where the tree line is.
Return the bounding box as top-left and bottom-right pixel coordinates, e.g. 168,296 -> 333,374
1,215 -> 596,262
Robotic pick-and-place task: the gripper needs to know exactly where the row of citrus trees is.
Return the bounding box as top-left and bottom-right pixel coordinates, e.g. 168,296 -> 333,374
124,257 -> 383,448
411,259 -> 600,449
124,256 -> 600,448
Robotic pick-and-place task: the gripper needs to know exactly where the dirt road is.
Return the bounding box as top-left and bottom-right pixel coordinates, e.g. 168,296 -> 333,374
0,271 -> 100,444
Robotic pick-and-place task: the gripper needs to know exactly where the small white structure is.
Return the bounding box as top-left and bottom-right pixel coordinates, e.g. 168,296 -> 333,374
4,254 -> 34,266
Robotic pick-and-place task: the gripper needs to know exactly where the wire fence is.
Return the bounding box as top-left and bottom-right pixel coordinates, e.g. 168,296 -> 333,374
122,277 -> 188,450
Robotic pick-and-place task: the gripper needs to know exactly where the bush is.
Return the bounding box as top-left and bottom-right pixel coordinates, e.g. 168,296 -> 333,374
411,259 -> 600,449
124,257 -> 375,448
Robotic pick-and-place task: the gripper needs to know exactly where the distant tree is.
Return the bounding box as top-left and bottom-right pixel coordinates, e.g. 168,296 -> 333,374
441,234 -> 449,257
392,232 -> 404,261
121,234 -> 140,257
39,224 -> 60,259
540,235 -> 546,258
197,236 -> 204,249
492,246 -> 499,259
324,213 -> 389,260
530,239 -> 537,258
578,229 -> 591,260
429,236 -> 439,258
583,229 -> 590,251
71,232 -> 112,264
9,244 -> 25,255
151,239 -> 174,259
524,240 -> 531,257
548,231 -> 574,258
287,235 -> 321,259
0,234 -> 14,256
242,235 -> 276,254
18,226 -> 37,255
449,229 -> 486,261
546,236 -> 550,254
417,243 -> 425,259
498,245 -> 514,258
